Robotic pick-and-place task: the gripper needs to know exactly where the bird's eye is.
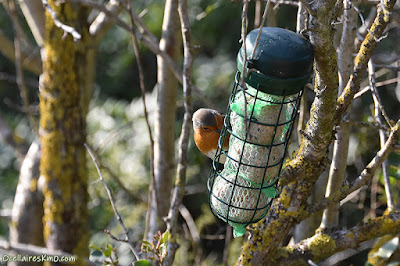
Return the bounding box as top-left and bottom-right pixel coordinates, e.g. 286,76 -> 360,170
202,126 -> 209,130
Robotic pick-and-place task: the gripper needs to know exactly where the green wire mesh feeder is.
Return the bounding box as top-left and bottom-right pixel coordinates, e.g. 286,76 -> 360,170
208,27 -> 314,237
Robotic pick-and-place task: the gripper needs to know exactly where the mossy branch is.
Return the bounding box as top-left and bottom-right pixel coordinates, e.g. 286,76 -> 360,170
335,0 -> 397,121
275,212 -> 400,264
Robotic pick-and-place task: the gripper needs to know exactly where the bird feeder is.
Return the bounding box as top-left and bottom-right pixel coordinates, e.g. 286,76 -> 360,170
208,27 -> 314,237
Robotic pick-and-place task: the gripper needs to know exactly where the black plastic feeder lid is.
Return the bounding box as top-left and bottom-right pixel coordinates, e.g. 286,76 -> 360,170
237,27 -> 314,96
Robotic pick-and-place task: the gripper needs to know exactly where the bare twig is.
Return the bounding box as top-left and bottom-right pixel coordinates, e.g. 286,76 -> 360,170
239,0 -> 250,135
254,0 -> 262,28
179,205 -> 201,245
345,119 -> 388,131
164,0 -> 193,262
125,0 -> 157,243
84,143 -> 140,261
1,2 -> 38,53
0,72 -> 39,88
296,1 -> 307,33
62,0 -> 217,109
354,76 -> 400,99
4,0 -> 39,136
250,0 -> 271,60
298,0 -> 316,17
42,0 -> 81,40
104,229 -> 129,243
223,226 -> 233,266
368,60 -> 394,211
296,2 -> 308,143
309,119 -> 400,214
368,62 -> 393,128
0,21 -> 42,75
89,0 -> 121,43
85,142 -> 144,201
374,64 -> 400,71
336,0 -> 397,121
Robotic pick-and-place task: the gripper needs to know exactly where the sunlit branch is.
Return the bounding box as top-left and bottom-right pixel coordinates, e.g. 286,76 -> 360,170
42,0 -> 82,40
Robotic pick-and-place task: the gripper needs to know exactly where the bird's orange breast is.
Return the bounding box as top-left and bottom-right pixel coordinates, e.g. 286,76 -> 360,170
194,128 -> 221,155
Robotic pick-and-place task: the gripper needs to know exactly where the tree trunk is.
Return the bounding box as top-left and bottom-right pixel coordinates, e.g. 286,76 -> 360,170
148,0 -> 181,239
39,1 -> 90,261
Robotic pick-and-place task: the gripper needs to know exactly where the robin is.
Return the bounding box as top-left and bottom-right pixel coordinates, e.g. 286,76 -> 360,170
192,108 -> 230,163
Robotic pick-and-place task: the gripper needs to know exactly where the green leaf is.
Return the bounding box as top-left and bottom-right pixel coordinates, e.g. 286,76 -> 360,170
141,240 -> 152,246
89,244 -> 101,251
141,241 -> 153,250
134,259 -> 152,266
103,244 -> 113,257
161,230 -> 169,244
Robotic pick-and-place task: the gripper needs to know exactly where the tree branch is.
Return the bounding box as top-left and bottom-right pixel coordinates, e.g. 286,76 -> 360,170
84,143 -> 140,261
63,0 -> 217,109
368,60 -> 394,211
164,0 -> 193,262
336,0 -> 397,121
276,212 -> 400,264
85,143 -> 144,201
18,0 -> 45,46
42,0 -> 82,40
309,118 -> 400,214
5,0 -> 39,136
0,19 -> 41,75
89,0 -> 122,44
297,0 -> 316,17
320,0 -> 357,230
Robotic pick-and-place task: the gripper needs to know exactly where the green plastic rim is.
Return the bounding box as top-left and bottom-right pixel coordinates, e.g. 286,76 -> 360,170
238,68 -> 313,96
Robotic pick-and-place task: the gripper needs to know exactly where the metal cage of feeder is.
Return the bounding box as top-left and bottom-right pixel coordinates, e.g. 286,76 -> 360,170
207,27 -> 314,237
